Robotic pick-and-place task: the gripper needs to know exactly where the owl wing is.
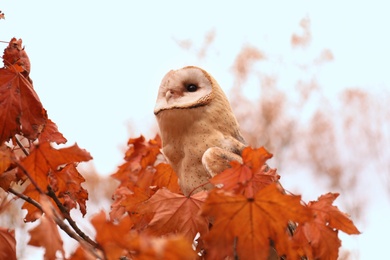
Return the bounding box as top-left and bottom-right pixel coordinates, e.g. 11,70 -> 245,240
201,137 -> 246,177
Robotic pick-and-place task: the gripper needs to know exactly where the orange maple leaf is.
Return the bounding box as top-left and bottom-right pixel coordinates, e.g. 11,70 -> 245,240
28,214 -> 65,259
0,67 -> 47,143
201,184 -> 311,259
152,163 -> 181,193
19,142 -> 92,191
112,135 -> 161,189
21,184 -> 47,222
54,164 -> 88,216
293,193 -> 360,259
210,147 -> 280,197
125,135 -> 161,169
38,119 -> 67,144
130,234 -> 197,260
91,210 -> 134,260
2,38 -> 31,77
0,228 -> 16,260
0,144 -> 12,173
139,188 -> 209,241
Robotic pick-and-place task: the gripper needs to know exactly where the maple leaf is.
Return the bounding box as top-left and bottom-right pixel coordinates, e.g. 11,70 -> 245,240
54,164 -> 88,216
0,144 -> 12,173
125,135 -> 161,169
28,214 -> 65,259
112,136 -> 162,190
308,193 -> 360,235
2,38 -> 31,77
0,67 -> 47,143
68,246 -> 98,260
152,163 -> 181,193
91,210 -> 134,260
0,228 -> 16,260
38,118 -> 67,144
211,146 -> 280,197
19,142 -> 92,191
293,193 -> 360,259
22,184 -> 46,222
201,184 -> 311,259
139,188 -> 209,241
130,234 -> 197,260
0,169 -> 17,191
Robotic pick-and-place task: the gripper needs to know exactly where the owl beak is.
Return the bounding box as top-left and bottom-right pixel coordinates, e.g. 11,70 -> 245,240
165,90 -> 175,102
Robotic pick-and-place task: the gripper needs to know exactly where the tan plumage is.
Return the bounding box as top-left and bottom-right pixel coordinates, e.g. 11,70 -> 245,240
154,66 -> 246,195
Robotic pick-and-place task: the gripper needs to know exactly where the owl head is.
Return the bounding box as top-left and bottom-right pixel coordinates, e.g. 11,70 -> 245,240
154,66 -> 222,115
154,66 -> 244,143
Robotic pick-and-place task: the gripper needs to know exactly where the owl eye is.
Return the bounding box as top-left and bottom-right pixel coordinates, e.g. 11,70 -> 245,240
186,84 -> 198,92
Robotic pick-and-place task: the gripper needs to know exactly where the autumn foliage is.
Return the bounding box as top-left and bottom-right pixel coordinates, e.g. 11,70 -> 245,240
0,38 -> 360,259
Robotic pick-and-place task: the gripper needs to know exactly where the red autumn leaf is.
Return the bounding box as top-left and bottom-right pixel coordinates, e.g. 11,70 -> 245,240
0,144 -> 12,173
113,185 -> 154,227
0,11 -> 5,20
54,164 -> 88,216
28,214 -> 65,259
22,184 -> 46,222
0,67 -> 47,143
19,142 -> 92,191
2,38 -> 31,77
292,193 -> 360,259
91,210 -> 134,260
125,135 -> 161,169
0,228 -> 16,260
0,169 -> 17,191
38,118 -> 67,144
152,163 -> 181,193
211,146 -> 279,197
308,193 -> 360,235
139,188 -> 209,241
294,220 -> 341,260
201,184 -> 311,260
68,246 -> 98,260
112,136 -> 162,189
130,234 -> 197,260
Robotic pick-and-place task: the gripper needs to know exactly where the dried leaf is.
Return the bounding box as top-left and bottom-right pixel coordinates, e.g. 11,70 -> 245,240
28,215 -> 65,259
3,38 -> 30,77
38,119 -> 67,144
0,144 -> 12,173
201,184 -> 310,259
0,67 -> 47,143
54,164 -> 88,216
19,142 -> 92,191
91,210 -> 134,260
140,188 -> 209,241
0,228 -> 16,260
293,193 -> 360,259
211,147 -> 279,197
152,163 -> 181,193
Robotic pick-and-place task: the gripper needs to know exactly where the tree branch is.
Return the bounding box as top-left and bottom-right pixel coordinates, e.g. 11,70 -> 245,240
15,136 -> 29,156
46,186 -> 100,249
8,188 -> 43,212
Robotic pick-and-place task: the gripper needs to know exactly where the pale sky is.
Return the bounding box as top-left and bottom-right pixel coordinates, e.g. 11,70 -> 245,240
2,1 -> 390,259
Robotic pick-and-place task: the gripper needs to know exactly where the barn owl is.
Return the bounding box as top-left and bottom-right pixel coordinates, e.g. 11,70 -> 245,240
154,66 -> 247,196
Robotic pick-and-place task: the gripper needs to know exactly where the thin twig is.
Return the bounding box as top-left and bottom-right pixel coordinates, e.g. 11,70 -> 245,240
8,188 -> 43,212
51,212 -> 103,259
46,186 -> 100,249
9,188 -> 103,259
15,136 -> 29,156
